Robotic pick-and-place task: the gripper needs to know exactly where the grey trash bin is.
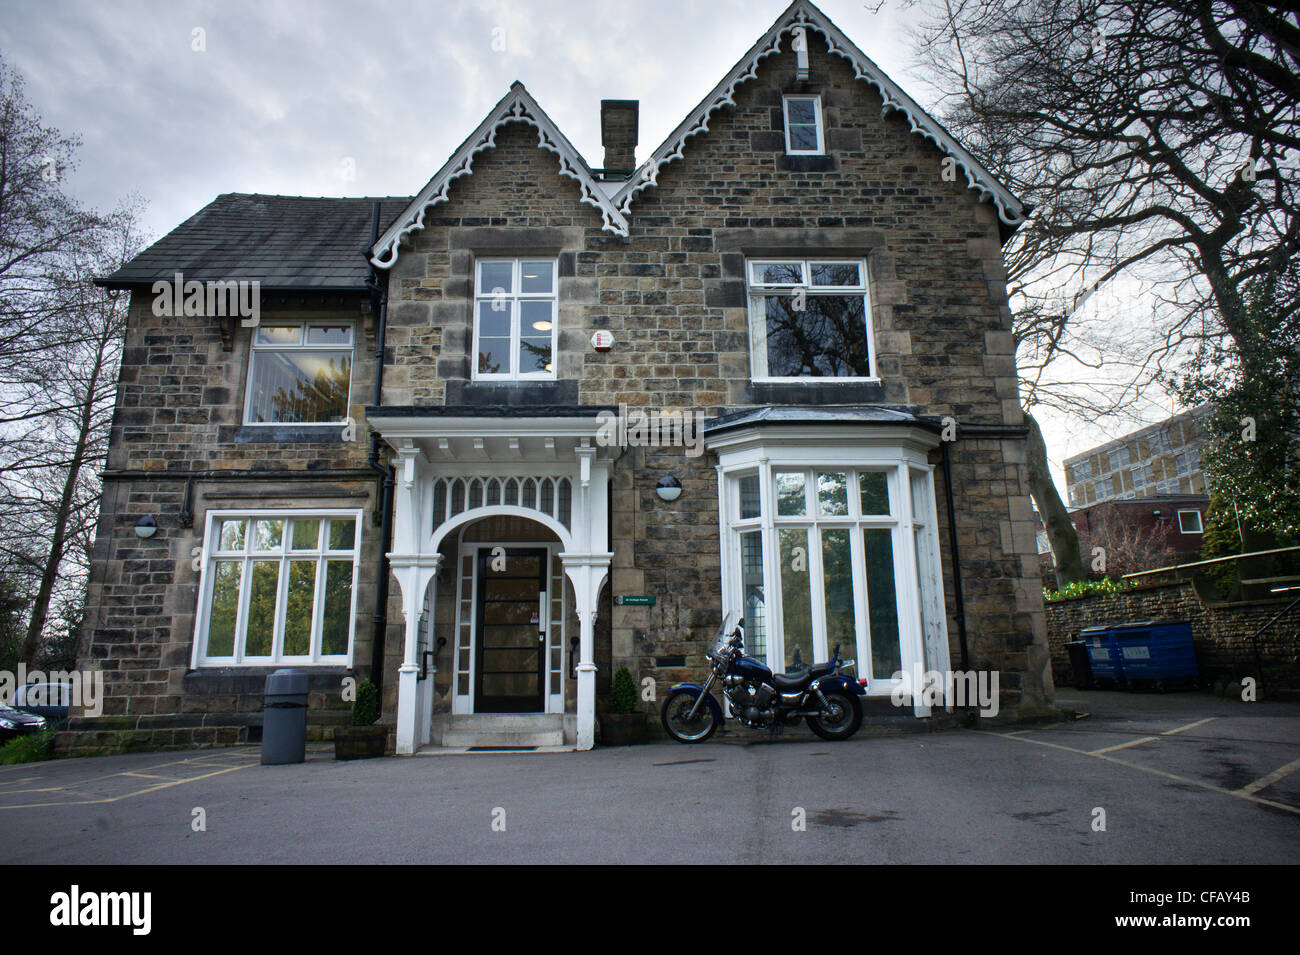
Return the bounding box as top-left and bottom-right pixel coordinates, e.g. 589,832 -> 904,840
261,668 -> 309,764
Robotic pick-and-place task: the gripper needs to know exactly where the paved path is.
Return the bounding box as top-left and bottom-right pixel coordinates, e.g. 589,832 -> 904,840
1,690 -> 1296,864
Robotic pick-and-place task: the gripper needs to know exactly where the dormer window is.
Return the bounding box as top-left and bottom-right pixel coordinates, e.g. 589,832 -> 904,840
783,95 -> 824,154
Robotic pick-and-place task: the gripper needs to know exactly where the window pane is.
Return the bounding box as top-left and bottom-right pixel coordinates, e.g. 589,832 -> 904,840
788,123 -> 819,151
477,301 -> 511,337
291,519 -> 320,551
810,262 -> 861,287
739,474 -> 761,519
821,529 -> 855,659
763,294 -> 870,377
252,520 -> 283,551
749,261 -> 802,286
247,350 -> 351,423
862,528 -> 901,679
306,326 -> 352,345
478,261 -> 512,295
774,471 -> 806,516
255,326 -> 300,345
519,261 -> 553,294
860,471 -> 890,514
217,519 -> 246,551
327,518 -> 356,551
778,528 -> 813,673
786,98 -> 816,124
322,561 -> 352,655
283,561 -> 317,656
207,561 -> 241,656
520,299 -> 554,333
245,560 -> 280,656
739,530 -> 767,663
817,471 -> 848,515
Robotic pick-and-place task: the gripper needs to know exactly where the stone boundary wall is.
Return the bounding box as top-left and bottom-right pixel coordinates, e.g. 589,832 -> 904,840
1045,579 -> 1300,686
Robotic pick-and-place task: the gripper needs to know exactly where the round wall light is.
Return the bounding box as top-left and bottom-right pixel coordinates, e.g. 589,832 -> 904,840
134,516 -> 158,539
655,475 -> 682,502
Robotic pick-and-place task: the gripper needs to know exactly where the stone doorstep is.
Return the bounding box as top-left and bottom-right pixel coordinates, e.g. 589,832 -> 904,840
433,713 -> 566,748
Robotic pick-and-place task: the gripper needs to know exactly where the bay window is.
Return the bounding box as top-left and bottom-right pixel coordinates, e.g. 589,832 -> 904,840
194,510 -> 360,665
711,430 -> 951,708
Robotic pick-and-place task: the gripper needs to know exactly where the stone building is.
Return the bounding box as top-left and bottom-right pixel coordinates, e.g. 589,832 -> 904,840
71,0 -> 1053,755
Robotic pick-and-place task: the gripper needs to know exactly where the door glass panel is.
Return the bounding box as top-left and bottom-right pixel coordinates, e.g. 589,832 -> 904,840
862,528 -> 901,679
778,528 -> 813,672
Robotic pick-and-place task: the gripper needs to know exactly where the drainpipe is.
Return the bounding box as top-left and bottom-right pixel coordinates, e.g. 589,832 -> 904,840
364,202 -> 394,706
940,440 -> 970,673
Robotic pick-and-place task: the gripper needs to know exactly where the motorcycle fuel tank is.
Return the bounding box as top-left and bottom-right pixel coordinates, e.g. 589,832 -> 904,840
731,655 -> 772,683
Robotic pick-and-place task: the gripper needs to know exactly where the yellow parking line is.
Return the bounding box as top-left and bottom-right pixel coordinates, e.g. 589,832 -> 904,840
979,730 -> 1300,817
1091,736 -> 1160,755
119,772 -> 176,780
1162,717 -> 1217,736
1236,756 -> 1300,797
0,762 -> 255,810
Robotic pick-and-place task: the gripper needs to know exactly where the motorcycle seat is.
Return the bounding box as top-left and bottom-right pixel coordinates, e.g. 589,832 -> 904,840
771,661 -> 835,692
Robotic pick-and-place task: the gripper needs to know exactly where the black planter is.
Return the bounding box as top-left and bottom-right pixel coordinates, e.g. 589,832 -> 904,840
600,712 -> 648,746
333,725 -> 388,760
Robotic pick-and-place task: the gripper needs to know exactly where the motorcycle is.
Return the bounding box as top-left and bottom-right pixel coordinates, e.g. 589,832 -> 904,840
661,612 -> 866,743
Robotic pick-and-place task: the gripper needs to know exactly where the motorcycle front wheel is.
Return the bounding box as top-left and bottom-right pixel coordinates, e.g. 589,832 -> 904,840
661,688 -> 719,743
806,690 -> 863,741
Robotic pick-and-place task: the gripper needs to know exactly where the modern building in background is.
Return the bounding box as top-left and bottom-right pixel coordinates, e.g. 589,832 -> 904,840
1063,404 -> 1213,508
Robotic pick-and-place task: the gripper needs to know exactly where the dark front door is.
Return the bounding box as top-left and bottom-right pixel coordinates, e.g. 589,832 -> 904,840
475,547 -> 547,713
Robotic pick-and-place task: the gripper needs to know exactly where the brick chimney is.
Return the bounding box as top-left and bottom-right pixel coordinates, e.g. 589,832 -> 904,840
600,99 -> 639,175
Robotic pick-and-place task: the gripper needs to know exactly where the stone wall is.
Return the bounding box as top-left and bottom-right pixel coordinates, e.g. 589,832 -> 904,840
1045,580 -> 1300,686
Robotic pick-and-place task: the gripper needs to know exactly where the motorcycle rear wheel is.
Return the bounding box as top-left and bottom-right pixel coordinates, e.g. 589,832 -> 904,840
661,688 -> 719,743
806,690 -> 862,741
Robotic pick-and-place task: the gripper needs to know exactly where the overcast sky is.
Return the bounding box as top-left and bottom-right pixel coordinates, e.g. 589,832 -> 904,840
0,0 -> 1190,484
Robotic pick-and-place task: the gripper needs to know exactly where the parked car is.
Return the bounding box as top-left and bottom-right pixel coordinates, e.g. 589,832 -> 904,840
0,704 -> 47,742
14,682 -> 72,726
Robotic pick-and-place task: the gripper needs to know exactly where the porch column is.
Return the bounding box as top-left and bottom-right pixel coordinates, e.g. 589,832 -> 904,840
562,554 -> 612,750
390,554 -> 441,754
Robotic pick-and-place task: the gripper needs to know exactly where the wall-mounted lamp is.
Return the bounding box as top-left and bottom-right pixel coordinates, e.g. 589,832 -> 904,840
134,516 -> 158,539
655,475 -> 682,502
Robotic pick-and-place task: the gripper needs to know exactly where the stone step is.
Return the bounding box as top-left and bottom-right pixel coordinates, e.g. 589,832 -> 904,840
437,714 -> 565,747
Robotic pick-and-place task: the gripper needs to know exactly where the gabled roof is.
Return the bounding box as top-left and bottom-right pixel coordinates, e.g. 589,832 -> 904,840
613,0 -> 1027,229
98,194 -> 411,290
370,83 -> 629,268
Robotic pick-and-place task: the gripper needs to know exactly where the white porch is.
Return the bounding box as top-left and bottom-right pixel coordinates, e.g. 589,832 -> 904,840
369,413 -> 615,753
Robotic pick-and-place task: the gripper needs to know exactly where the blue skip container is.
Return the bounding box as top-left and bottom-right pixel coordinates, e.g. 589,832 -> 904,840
1077,620 -> 1198,691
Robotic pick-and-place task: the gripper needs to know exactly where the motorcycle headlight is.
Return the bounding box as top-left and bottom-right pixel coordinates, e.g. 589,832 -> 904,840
0,718 -> 14,730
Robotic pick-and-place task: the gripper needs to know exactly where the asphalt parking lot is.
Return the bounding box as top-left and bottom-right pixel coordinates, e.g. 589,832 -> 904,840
0,690 -> 1296,864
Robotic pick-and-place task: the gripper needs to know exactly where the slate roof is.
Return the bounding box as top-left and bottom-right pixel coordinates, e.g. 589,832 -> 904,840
98,194 -> 413,290
705,405 -> 942,434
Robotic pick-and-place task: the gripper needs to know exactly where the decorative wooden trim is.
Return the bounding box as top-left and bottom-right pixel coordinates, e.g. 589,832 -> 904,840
371,83 -> 629,268
612,0 -> 1027,227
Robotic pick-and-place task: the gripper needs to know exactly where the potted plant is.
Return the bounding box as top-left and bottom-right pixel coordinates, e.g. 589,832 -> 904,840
333,680 -> 387,759
600,666 -> 648,746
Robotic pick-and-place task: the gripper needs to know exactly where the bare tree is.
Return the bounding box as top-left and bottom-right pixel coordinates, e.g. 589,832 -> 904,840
0,53 -> 145,663
911,0 -> 1299,582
